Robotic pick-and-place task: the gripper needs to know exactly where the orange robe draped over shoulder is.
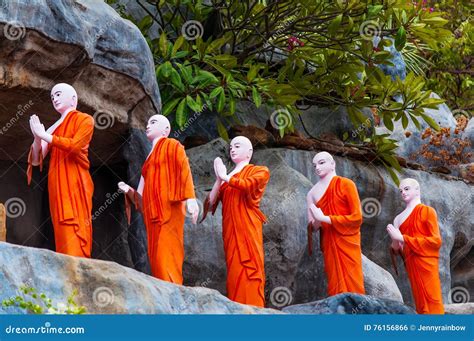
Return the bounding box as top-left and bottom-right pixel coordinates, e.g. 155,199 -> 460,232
27,110 -> 95,258
216,164 -> 270,307
141,137 -> 196,284
400,204 -> 444,314
316,176 -> 365,296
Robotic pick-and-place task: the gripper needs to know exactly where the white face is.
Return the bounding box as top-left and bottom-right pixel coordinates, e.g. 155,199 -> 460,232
146,115 -> 170,141
313,155 -> 335,178
50,85 -> 77,114
229,137 -> 252,163
399,180 -> 419,203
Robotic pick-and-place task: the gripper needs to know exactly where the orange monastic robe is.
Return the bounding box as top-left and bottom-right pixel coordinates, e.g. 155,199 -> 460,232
27,110 -> 94,258
215,164 -> 270,307
316,176 -> 365,296
141,137 -> 196,284
400,204 -> 444,314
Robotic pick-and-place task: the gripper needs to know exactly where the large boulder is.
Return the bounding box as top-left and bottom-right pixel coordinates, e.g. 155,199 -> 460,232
282,293 -> 415,314
444,303 -> 474,315
362,255 -> 403,302
0,242 -> 279,314
0,0 -> 160,269
181,139 -> 473,311
183,139 -> 402,309
0,0 -> 160,164
268,147 -> 473,307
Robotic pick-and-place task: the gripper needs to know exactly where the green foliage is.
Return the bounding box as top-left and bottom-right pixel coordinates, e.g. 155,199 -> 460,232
108,0 -> 456,182
2,285 -> 86,315
372,133 -> 402,185
424,1 -> 473,113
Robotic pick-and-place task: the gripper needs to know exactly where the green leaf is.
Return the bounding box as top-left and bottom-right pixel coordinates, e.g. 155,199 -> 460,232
210,86 -> 223,99
170,67 -> 185,91
186,95 -> 202,112
420,113 -> 440,131
395,27 -> 406,51
159,32 -> 168,56
347,106 -> 367,125
176,98 -> 187,127
382,160 -> 400,185
177,63 -> 193,84
229,95 -> 236,115
328,14 -> 343,35
158,61 -> 172,78
217,89 -> 225,112
208,37 -> 228,53
411,115 -> 421,130
382,154 -> 402,171
422,17 -> 448,25
345,15 -> 354,34
192,70 -> 219,86
162,97 -> 182,116
138,15 -> 153,33
252,86 -> 262,108
247,65 -> 259,82
172,36 -> 185,57
213,54 -> 237,68
401,114 -> 408,129
368,5 -> 383,17
383,114 -> 394,131
173,51 -> 188,59
216,118 -> 229,141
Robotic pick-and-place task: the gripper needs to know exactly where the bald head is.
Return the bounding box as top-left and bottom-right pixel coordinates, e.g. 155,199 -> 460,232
313,151 -> 336,178
150,114 -> 170,126
399,178 -> 421,203
400,178 -> 420,189
313,151 -> 335,164
230,136 -> 253,163
51,83 -> 78,114
146,114 -> 171,141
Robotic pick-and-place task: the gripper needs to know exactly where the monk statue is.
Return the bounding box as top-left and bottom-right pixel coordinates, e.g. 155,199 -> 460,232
306,151 -> 365,296
200,136 -> 270,307
28,83 -> 95,258
387,178 -> 444,314
118,114 -> 199,284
